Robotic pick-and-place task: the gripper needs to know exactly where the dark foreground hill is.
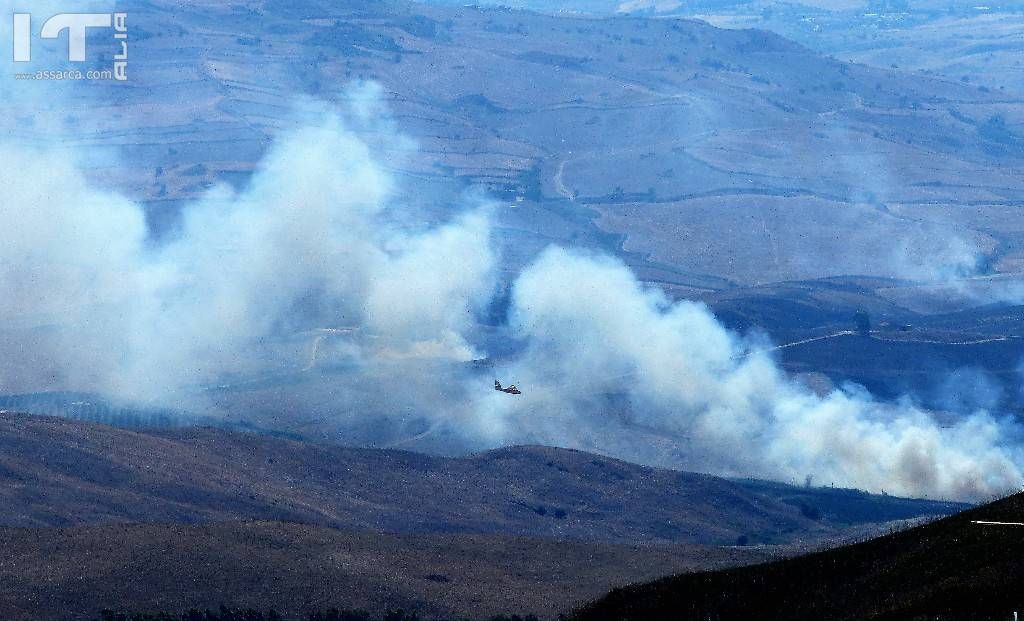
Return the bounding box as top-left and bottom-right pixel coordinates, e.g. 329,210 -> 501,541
0,520 -> 775,621
572,491 -> 1024,621
0,413 -> 963,545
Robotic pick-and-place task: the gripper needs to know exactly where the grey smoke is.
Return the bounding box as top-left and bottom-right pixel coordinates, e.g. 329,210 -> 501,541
1,88 -> 1022,501
0,95 -> 495,400
824,123 -> 1013,306
481,247 -> 1023,500
934,367 -> 1005,415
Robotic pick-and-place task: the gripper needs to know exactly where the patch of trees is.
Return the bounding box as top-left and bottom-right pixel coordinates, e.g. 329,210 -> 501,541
95,608 -> 541,621
306,23 -> 401,55
0,393 -> 182,430
97,609 -> 283,621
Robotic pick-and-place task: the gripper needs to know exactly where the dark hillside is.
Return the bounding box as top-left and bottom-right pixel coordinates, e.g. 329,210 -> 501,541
572,491 -> 1024,621
0,413 -> 962,545
0,521 -> 773,621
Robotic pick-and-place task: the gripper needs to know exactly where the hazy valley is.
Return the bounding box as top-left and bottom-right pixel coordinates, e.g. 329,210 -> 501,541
2,0 -> 1024,618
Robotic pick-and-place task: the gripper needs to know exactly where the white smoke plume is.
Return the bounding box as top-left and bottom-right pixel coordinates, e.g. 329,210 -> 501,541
1,85 -> 1022,502
479,248 -> 1024,501
0,95 -> 495,400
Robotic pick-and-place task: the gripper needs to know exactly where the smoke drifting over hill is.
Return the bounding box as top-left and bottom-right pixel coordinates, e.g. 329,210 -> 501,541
1,88 -> 1022,501
485,248 -> 1023,500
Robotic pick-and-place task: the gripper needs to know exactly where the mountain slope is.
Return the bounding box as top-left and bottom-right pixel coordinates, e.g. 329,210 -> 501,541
7,0 -> 1023,289
572,490 -> 1024,621
0,521 -> 774,621
0,413 -> 962,545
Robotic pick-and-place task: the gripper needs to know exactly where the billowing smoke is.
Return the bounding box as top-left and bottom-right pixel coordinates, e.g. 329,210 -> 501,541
113,105 -> 494,397
479,248 -> 1024,500
2,88 -> 1022,502
0,95 -> 495,401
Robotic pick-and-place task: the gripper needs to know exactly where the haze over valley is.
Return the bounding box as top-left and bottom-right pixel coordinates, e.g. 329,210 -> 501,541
2,1 -> 1024,617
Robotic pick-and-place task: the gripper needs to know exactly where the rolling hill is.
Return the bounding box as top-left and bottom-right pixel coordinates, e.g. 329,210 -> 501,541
571,489 -> 1024,621
0,521 -> 771,621
6,0 -> 1022,290
419,1 -> 1024,95
0,412 -> 963,545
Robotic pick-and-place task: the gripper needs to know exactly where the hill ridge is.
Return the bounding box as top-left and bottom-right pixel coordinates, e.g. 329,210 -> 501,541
572,491 -> 1024,620
0,412 -> 965,545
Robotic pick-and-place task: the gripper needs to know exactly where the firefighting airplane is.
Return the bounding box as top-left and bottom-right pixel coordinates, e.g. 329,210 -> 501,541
494,380 -> 521,395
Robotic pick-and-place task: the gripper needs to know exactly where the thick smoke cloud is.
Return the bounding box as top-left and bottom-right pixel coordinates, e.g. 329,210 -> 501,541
113,107 -> 493,397
1,87 -> 1022,501
479,248 -> 1024,500
0,96 -> 495,400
